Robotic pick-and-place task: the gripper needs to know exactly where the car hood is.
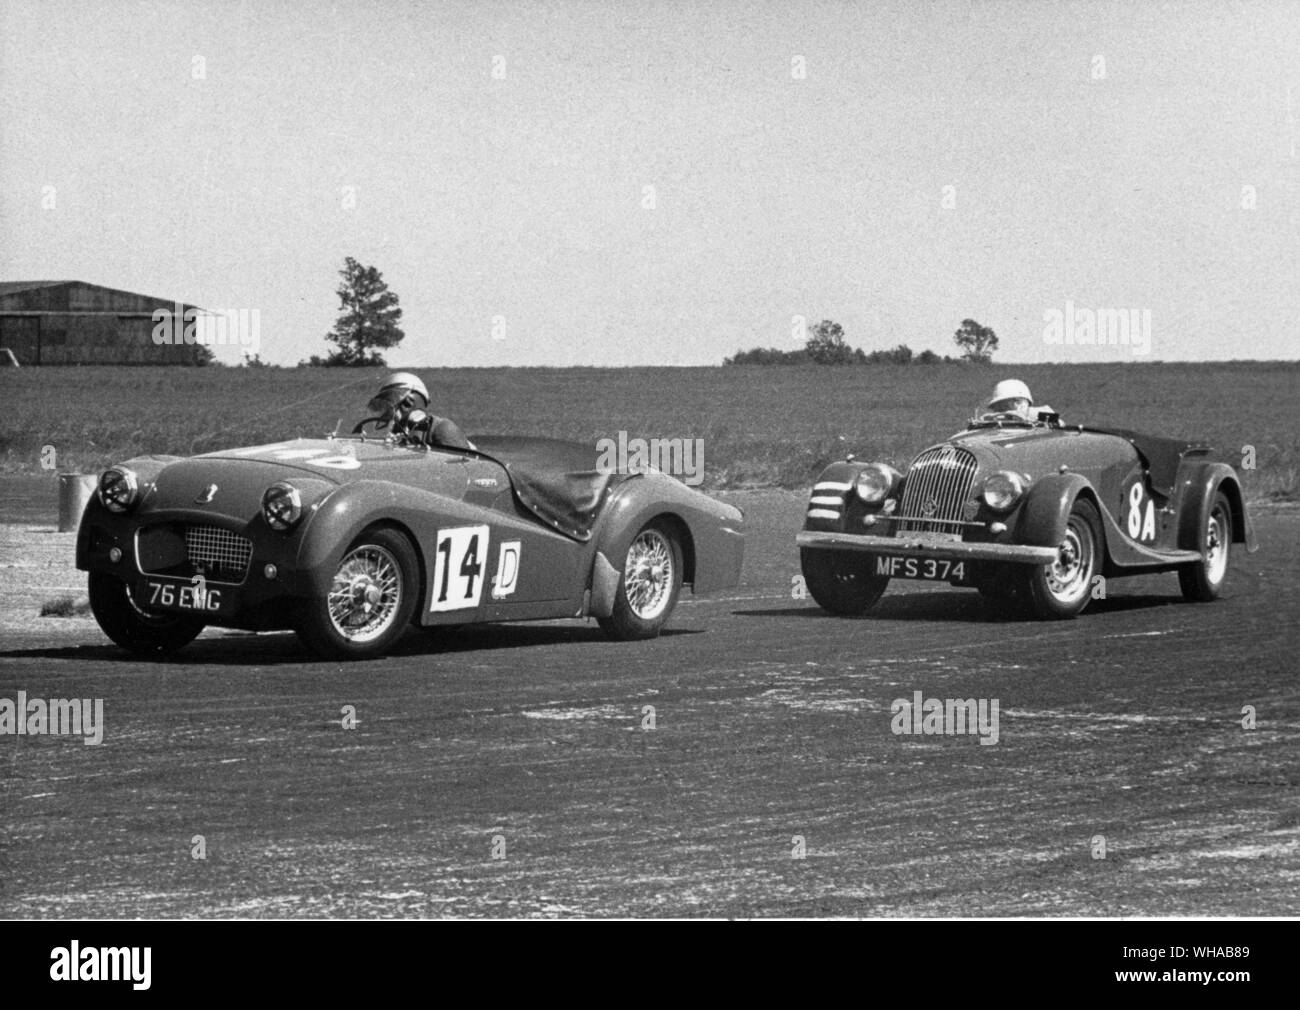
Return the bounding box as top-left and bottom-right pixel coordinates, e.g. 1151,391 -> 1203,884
921,425 -> 1133,478
141,438 -> 475,517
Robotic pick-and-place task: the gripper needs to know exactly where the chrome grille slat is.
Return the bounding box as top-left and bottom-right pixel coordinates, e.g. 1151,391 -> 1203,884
897,446 -> 978,534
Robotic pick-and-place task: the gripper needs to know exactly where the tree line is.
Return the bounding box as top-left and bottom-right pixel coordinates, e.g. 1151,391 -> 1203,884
725,318 -> 999,366
270,259 -> 1003,368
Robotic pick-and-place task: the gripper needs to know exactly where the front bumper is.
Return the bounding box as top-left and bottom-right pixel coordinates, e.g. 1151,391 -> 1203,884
78,509 -> 317,629
796,531 -> 1058,564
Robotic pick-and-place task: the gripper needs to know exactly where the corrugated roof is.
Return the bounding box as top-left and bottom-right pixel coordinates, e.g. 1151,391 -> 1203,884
0,280 -> 73,297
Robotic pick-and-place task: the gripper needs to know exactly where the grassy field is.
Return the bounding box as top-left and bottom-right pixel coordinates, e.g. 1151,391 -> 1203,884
1,362 -> 1296,499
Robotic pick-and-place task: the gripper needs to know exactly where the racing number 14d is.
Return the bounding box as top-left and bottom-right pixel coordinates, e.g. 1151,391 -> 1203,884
431,525 -> 489,612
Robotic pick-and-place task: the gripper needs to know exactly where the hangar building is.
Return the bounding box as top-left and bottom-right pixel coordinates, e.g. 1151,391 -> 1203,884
0,280 -> 209,365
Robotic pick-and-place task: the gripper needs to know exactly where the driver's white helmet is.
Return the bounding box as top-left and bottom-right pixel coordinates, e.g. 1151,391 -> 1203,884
368,372 -> 430,414
987,378 -> 1033,409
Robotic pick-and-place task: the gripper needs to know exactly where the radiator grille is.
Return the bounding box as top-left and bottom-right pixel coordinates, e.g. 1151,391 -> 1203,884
184,525 -> 252,580
897,445 -> 978,534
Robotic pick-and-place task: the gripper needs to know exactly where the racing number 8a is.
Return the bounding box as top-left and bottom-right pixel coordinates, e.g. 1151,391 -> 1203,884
430,525 -> 491,612
1126,482 -> 1156,543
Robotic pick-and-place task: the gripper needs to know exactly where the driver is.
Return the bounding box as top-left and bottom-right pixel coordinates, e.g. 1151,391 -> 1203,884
985,378 -> 1056,423
366,372 -> 475,450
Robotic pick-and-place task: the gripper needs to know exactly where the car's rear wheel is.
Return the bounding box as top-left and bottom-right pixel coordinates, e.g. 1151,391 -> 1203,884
598,521 -> 684,641
295,528 -> 419,660
88,572 -> 206,655
1178,492 -> 1231,602
1020,498 -> 1100,620
800,548 -> 889,616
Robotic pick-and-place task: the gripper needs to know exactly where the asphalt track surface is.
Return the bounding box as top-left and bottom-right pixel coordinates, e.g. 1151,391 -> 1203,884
1,489 -> 1296,917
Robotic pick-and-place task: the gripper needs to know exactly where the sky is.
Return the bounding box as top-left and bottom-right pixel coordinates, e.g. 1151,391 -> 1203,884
2,0 -> 1298,366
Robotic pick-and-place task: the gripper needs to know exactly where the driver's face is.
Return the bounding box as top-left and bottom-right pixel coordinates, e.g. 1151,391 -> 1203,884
367,386 -> 414,416
991,397 -> 1030,418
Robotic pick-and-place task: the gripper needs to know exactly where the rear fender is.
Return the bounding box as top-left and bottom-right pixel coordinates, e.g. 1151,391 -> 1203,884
1176,462 -> 1258,554
588,476 -> 743,616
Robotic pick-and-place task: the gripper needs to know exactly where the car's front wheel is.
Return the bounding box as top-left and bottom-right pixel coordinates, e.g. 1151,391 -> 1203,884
295,528 -> 419,660
1179,492 -> 1232,602
1020,498 -> 1101,620
88,572 -> 206,655
598,520 -> 684,641
800,548 -> 889,616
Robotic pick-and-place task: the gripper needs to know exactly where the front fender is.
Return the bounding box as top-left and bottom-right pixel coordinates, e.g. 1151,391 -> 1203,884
291,479 -> 484,597
1176,462 -> 1258,554
1015,472 -> 1095,548
803,461 -> 872,531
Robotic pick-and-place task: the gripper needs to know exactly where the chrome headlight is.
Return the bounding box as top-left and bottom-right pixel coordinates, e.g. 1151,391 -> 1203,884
262,482 -> 303,530
855,463 -> 899,504
98,466 -> 139,513
981,471 -> 1027,512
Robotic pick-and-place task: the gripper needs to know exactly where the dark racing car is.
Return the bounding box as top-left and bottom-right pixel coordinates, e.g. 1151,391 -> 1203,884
78,415 -> 743,660
796,406 -> 1256,620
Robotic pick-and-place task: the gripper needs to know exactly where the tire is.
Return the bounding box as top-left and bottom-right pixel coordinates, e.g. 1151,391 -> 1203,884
1178,492 -> 1231,602
800,547 -> 889,616
976,566 -> 1017,598
295,527 -> 419,660
598,520 -> 684,641
975,567 -> 1029,614
1020,497 -> 1101,620
88,572 -> 205,655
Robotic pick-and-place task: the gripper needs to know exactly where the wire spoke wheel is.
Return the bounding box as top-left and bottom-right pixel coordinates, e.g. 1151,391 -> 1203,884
326,545 -> 403,644
296,528 -> 419,660
622,529 -> 674,621
598,520 -> 684,640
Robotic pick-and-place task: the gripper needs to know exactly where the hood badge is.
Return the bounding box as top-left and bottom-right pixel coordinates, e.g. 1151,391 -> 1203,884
472,477 -> 499,489
196,483 -> 218,504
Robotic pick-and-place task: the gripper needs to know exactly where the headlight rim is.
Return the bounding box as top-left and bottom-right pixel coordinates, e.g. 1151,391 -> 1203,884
981,470 -> 1028,512
855,463 -> 899,505
98,466 -> 140,513
262,481 -> 303,531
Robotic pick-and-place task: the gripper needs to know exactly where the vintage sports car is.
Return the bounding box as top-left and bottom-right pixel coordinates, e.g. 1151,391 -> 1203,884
796,409 -> 1256,619
77,426 -> 744,659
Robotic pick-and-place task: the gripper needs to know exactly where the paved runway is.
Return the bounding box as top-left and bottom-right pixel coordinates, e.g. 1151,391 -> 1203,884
1,490 -> 1296,916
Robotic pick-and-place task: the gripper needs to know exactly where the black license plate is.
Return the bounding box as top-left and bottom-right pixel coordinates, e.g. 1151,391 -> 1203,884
136,578 -> 228,614
873,556 -> 969,583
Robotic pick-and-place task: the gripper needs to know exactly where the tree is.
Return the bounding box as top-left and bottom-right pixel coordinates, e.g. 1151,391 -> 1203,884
321,257 -> 405,366
953,318 -> 998,363
806,319 -> 857,365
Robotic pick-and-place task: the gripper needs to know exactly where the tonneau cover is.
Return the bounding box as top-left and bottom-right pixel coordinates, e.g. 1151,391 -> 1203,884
471,435 -> 629,541
1081,427 -> 1213,499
